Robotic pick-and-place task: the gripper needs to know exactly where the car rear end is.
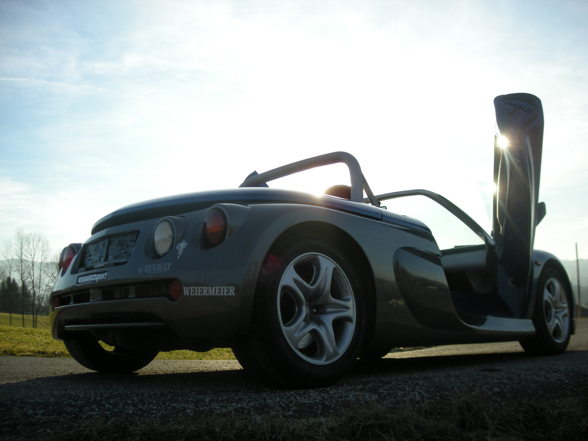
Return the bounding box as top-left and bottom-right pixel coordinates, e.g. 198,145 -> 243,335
50,202 -> 251,354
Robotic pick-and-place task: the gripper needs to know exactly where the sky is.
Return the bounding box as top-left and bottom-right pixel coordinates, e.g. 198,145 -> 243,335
1,0 -> 587,263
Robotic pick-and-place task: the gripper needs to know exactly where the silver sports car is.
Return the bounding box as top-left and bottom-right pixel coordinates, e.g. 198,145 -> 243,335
51,93 -> 574,387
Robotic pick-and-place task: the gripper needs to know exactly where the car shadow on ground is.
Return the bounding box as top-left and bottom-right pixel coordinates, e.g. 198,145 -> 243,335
38,368 -> 254,391
351,349 -> 588,382
4,349 -> 586,393
4,350 -> 541,389
355,350 -> 530,374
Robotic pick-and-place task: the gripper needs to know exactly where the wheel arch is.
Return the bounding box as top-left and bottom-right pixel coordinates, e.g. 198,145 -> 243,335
252,220 -> 378,348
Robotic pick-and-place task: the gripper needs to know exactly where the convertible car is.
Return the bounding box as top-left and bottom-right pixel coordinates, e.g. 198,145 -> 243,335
50,93 -> 574,387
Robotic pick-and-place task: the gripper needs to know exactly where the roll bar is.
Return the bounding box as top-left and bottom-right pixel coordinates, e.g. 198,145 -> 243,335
239,151 -> 379,206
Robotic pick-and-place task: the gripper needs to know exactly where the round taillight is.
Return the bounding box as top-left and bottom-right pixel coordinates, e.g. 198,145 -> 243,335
58,244 -> 79,274
168,280 -> 183,301
154,220 -> 174,256
203,208 -> 227,247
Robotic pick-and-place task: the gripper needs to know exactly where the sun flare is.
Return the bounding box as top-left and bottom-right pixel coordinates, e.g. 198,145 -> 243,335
496,134 -> 510,150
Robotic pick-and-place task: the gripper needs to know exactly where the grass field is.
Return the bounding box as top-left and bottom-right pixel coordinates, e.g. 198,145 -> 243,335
0,312 -> 234,360
0,312 -> 50,329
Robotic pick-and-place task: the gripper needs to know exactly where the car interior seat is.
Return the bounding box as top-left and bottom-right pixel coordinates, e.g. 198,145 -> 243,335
324,185 -> 352,199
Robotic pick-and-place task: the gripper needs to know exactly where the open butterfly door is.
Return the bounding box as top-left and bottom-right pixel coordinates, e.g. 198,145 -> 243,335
492,93 -> 545,315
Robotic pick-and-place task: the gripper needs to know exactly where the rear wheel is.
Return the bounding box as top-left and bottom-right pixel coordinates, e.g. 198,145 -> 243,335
64,332 -> 158,373
233,234 -> 366,387
520,267 -> 572,355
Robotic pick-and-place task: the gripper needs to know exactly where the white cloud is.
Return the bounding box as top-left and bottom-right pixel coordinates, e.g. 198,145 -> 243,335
0,76 -> 104,94
0,0 -> 586,261
0,173 -> 109,254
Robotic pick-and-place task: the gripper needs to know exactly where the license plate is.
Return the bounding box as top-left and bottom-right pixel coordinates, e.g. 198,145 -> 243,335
81,232 -> 137,270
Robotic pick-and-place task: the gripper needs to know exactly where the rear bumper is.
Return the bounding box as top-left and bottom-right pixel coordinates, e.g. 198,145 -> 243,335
51,290 -> 242,350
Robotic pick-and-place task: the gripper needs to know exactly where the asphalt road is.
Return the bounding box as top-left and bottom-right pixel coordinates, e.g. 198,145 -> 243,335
1,320 -> 587,439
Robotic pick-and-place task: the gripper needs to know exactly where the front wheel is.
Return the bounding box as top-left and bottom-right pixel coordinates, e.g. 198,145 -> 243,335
233,234 -> 366,387
64,332 -> 158,373
520,267 -> 573,355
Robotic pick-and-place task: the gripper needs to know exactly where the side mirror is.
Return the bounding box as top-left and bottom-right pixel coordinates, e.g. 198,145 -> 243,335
536,202 -> 546,225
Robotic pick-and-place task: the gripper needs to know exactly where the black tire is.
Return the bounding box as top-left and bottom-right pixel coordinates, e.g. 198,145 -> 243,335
520,267 -> 573,355
64,332 -> 158,373
233,232 -> 366,388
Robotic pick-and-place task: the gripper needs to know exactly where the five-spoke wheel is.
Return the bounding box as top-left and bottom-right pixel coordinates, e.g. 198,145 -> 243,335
520,267 -> 573,355
541,276 -> 570,344
277,252 -> 357,366
232,232 -> 366,387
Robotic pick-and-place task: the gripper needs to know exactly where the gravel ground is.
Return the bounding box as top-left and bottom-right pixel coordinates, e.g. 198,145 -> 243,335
1,321 -> 587,440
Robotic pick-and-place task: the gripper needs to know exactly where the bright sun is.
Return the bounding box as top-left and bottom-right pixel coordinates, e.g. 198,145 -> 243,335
496,134 -> 510,150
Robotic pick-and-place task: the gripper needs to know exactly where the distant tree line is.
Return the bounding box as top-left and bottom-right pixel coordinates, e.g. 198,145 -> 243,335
0,230 -> 58,327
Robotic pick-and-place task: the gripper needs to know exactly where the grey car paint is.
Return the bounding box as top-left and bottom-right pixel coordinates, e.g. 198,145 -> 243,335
51,181 -> 571,348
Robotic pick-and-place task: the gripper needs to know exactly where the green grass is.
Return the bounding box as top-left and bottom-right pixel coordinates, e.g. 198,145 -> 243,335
0,312 -> 50,329
0,325 -> 68,357
0,312 -> 234,360
156,347 -> 234,360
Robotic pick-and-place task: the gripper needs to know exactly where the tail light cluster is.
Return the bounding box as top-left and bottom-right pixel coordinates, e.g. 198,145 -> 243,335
58,243 -> 82,275
203,207 -> 228,247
